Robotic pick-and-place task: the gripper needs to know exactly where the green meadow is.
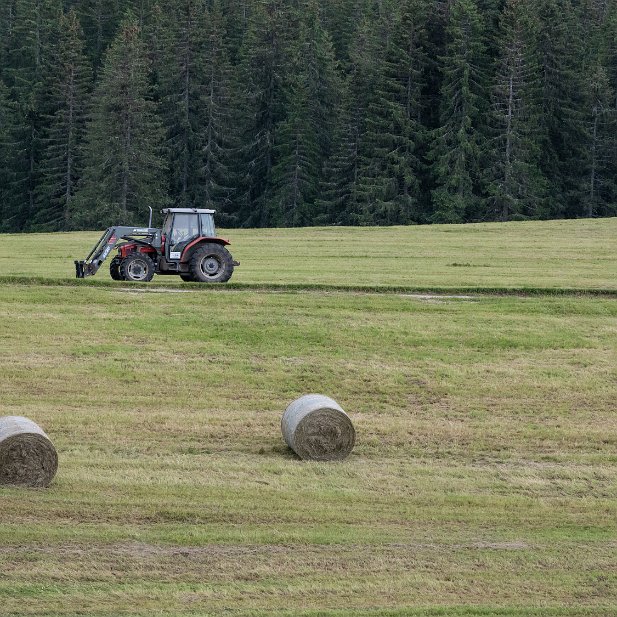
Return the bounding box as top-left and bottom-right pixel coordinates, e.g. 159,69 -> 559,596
0,219 -> 616,616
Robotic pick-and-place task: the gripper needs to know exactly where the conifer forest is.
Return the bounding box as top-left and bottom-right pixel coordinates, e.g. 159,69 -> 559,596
0,0 -> 616,231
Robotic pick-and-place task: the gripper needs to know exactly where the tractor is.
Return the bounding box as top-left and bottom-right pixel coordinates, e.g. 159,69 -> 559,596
75,208 -> 238,283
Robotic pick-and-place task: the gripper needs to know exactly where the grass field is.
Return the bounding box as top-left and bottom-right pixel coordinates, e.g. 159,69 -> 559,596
1,219 -> 616,616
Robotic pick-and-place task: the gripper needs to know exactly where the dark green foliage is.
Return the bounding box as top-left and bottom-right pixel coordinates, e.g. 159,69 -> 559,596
429,0 -> 488,224
236,0 -> 293,226
78,0 -> 121,68
73,16 -> 167,228
0,0 -> 616,231
0,80 -> 18,232
319,4 -> 383,224
271,0 -> 340,226
200,0 -> 238,216
34,10 -> 91,230
354,0 -> 429,224
484,0 -> 547,221
156,0 -> 209,206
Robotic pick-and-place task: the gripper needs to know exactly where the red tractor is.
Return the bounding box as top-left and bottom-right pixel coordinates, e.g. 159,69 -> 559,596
75,208 -> 238,283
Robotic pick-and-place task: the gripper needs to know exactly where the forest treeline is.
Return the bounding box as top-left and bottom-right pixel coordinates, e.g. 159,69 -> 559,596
0,0 -> 616,231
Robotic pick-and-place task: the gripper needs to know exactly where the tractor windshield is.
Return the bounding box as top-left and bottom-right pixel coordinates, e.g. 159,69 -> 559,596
171,214 -> 199,249
200,214 -> 215,236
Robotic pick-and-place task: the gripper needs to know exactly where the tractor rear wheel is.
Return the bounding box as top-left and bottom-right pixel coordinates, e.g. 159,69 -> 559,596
180,273 -> 195,282
109,257 -> 123,281
189,244 -> 234,283
120,253 -> 155,282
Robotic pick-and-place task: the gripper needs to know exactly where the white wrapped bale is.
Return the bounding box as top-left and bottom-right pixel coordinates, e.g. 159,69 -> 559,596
0,416 -> 58,487
281,394 -> 355,461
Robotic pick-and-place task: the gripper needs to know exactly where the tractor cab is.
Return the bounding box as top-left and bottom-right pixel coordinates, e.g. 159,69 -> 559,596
161,208 -> 217,261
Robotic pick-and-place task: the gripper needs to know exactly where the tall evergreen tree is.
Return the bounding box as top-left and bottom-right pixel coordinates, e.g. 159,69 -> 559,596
236,0 -> 293,226
581,0 -> 617,216
157,0 -> 209,206
0,80 -> 18,232
73,15 -> 167,228
429,0 -> 488,223
485,0 -> 547,221
354,0 -> 429,224
34,10 -> 91,230
0,0 -> 16,70
200,0 -> 238,216
319,3 -> 382,224
79,0 -> 121,68
271,0 -> 340,225
3,0 -> 62,231
533,0 -> 588,217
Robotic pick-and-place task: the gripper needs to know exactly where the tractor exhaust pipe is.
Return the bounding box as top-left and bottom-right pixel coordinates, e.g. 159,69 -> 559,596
148,206 -> 153,229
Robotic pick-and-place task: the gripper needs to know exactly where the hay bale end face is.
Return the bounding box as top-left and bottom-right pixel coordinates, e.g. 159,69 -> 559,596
282,394 -> 355,461
0,416 -> 58,487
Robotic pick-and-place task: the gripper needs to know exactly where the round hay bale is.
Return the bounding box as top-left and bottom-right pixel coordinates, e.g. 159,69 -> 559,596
0,416 -> 58,487
281,394 -> 355,461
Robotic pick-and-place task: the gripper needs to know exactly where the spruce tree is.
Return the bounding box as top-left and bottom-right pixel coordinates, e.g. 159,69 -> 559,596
581,1 -> 617,216
34,10 -> 91,230
429,0 -> 488,223
200,0 -> 239,217
236,0 -> 293,226
0,80 -> 18,232
3,0 -> 62,231
79,0 -> 121,69
319,4 -> 382,224
354,0 -> 429,224
485,0 -> 547,221
73,15 -> 167,228
157,0 -> 209,206
532,0 -> 588,217
271,0 -> 340,226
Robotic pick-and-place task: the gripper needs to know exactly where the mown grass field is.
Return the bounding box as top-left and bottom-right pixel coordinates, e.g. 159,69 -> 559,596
0,219 -> 616,616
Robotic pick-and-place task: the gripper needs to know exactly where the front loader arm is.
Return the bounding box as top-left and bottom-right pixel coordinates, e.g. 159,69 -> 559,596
75,226 -> 156,278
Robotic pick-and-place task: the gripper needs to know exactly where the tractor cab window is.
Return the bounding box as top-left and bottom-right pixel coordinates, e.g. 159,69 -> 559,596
200,214 -> 215,237
171,214 -> 199,249
162,215 -> 173,237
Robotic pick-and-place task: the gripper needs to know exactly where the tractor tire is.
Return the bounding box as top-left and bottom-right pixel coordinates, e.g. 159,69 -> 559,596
120,253 -> 155,282
180,273 -> 195,282
189,243 -> 234,283
109,257 -> 123,281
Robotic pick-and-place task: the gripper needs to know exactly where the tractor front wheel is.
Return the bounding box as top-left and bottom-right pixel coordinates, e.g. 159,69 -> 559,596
109,257 -> 123,281
120,253 -> 155,282
189,244 -> 234,283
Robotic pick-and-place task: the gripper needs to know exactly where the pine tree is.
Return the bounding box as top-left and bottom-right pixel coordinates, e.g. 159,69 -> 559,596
236,0 -> 293,226
271,0 -> 340,226
34,10 -> 91,230
156,0 -> 209,206
319,4 -> 382,224
485,0 -> 547,221
0,0 -> 16,71
320,0 -> 370,68
79,0 -> 121,69
429,0 -> 488,223
354,0 -> 429,224
200,0 -> 239,218
3,0 -> 62,231
73,15 -> 167,228
533,0 -> 588,217
581,0 -> 617,216
0,80 -> 19,232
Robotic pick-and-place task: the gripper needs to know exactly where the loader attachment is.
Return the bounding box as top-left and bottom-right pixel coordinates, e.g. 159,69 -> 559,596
75,226 -> 157,278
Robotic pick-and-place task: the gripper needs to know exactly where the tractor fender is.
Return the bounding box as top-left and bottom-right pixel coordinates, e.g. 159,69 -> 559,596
180,237 -> 230,263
